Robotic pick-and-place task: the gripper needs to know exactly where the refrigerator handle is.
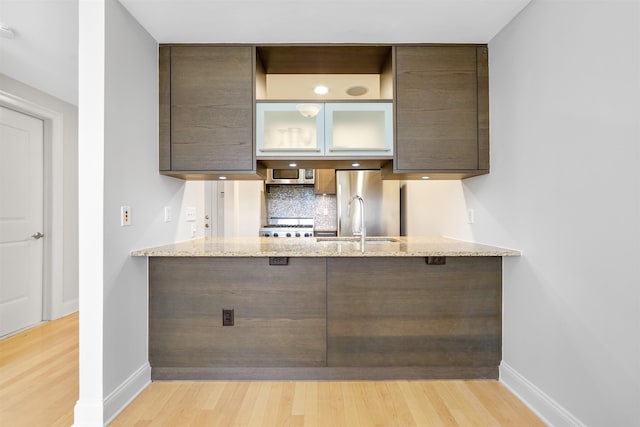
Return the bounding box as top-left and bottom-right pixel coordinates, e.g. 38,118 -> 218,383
336,183 -> 342,237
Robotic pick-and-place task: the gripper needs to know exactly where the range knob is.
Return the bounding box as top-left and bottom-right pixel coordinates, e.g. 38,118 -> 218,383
286,233 -> 292,237
273,233 -> 279,237
304,233 -> 311,237
295,232 -> 301,237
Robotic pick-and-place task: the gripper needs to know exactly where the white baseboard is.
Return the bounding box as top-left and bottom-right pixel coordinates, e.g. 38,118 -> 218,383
48,298 -> 78,321
103,362 -> 151,426
500,362 -> 586,427
62,298 -> 79,317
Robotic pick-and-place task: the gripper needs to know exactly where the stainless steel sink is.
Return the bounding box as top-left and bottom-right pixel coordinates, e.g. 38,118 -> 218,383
315,237 -> 399,243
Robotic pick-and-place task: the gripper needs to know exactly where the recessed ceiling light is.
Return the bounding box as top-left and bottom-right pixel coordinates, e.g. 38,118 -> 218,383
314,85 -> 329,95
421,176 -> 430,180
219,176 -> 227,180
289,162 -> 297,167
0,23 -> 15,39
352,163 -> 360,167
346,86 -> 368,96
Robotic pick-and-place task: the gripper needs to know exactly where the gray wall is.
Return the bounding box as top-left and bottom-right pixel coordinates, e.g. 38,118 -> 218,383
404,2 -> 639,424
462,1 -> 639,425
102,0 -> 205,412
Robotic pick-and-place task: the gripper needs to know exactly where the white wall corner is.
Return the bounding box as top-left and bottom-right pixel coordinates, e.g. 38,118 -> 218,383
500,362 -> 587,427
103,362 -> 151,425
72,400 -> 104,427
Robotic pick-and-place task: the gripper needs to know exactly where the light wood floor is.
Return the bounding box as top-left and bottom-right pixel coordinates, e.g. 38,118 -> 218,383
111,380 -> 546,427
0,313 -> 546,427
0,313 -> 78,427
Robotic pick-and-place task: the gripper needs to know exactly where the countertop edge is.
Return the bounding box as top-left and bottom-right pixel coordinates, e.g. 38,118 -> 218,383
131,251 -> 521,257
130,237 -> 521,258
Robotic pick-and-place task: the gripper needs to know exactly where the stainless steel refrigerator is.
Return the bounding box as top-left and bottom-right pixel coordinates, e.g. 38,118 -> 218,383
336,170 -> 400,237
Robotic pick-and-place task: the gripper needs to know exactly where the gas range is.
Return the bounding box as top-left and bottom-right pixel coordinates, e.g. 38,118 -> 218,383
260,217 -> 314,238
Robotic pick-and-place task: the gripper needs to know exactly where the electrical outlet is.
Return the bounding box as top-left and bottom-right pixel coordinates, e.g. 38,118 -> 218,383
121,206 -> 131,226
467,208 -> 475,224
269,257 -> 289,265
164,206 -> 172,222
222,309 -> 234,326
190,223 -> 197,238
185,207 -> 197,222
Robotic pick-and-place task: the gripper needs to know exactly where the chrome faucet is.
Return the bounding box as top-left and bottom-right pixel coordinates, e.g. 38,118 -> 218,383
348,194 -> 366,253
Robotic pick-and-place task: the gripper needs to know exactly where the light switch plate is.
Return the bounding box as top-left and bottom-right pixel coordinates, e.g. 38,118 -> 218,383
467,208 -> 475,224
164,206 -> 172,222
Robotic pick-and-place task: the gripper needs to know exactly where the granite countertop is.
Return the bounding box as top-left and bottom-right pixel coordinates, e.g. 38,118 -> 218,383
131,236 -> 521,257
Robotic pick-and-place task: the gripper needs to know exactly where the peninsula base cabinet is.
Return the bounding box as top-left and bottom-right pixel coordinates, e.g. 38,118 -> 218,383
148,256 -> 502,380
149,257 -> 327,370
327,257 -> 501,378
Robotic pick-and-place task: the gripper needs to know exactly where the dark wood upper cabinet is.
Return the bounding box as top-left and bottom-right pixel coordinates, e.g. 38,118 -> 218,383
158,47 -> 171,171
159,45 -> 257,177
314,169 -> 336,195
393,46 -> 489,178
159,44 -> 490,180
256,46 -> 392,74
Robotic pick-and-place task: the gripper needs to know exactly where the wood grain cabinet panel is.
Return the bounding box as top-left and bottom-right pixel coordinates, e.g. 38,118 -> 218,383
314,169 -> 336,195
149,257 -> 326,368
169,46 -> 254,171
327,257 -> 501,369
158,46 -> 171,171
148,256 -> 503,379
395,46 -> 489,173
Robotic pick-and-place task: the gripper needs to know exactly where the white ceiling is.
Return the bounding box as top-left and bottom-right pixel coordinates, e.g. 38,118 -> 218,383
0,0 -> 532,107
0,0 -> 78,105
120,0 -> 532,44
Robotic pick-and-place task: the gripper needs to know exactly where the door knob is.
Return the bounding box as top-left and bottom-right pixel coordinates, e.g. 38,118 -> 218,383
31,232 -> 44,239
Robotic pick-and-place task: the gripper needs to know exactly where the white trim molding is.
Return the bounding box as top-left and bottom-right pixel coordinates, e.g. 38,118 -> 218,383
0,89 -> 69,320
500,362 -> 587,427
72,399 -> 104,427
104,362 -> 151,425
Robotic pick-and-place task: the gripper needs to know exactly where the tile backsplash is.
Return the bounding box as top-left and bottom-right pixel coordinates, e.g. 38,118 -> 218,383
266,185 -> 337,231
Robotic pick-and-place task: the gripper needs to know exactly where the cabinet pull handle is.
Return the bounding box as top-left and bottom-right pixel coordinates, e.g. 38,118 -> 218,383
328,148 -> 391,152
259,148 -> 322,153
426,256 -> 446,265
269,257 -> 289,265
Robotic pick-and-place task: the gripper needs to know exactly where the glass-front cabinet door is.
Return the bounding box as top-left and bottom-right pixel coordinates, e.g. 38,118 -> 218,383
324,102 -> 393,157
256,103 -> 325,156
256,102 -> 393,158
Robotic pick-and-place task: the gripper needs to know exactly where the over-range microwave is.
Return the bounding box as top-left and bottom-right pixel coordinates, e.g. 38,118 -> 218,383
266,168 -> 315,185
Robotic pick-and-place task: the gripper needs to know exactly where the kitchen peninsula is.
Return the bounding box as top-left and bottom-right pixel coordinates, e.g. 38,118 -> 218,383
133,237 -> 519,381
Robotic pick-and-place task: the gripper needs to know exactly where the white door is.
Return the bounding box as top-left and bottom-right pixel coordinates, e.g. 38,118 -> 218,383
0,106 -> 44,337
